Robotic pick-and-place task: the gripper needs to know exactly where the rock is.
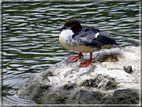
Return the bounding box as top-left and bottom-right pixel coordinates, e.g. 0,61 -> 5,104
123,66 -> 133,73
17,46 -> 140,104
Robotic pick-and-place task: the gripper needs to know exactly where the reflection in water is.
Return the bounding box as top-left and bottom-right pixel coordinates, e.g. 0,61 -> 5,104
2,2 -> 139,104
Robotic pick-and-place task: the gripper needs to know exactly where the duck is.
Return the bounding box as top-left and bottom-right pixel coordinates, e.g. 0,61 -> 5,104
57,19 -> 121,67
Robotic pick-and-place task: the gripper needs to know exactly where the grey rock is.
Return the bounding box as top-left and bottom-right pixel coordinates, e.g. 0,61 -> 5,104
123,66 -> 133,73
105,89 -> 139,104
17,46 -> 140,104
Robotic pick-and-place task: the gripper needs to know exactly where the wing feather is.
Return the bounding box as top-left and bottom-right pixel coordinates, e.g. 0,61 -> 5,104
72,26 -> 121,49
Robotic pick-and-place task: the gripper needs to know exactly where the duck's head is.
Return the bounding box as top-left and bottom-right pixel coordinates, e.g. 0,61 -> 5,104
57,19 -> 82,33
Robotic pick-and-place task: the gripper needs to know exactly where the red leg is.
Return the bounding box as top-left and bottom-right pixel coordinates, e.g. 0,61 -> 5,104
68,52 -> 83,63
79,52 -> 92,67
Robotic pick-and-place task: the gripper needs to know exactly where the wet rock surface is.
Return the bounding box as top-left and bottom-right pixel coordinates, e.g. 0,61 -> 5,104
17,46 -> 140,105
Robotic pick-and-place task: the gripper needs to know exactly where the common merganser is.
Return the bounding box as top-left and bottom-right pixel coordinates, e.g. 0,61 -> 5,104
57,19 -> 121,67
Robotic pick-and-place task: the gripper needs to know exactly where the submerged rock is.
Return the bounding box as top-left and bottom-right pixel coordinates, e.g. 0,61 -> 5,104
17,46 -> 140,104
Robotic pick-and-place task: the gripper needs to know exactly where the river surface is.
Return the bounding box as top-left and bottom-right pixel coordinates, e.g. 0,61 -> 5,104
2,1 -> 140,105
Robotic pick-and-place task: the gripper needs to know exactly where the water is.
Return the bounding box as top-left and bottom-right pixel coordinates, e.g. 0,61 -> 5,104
2,1 -> 139,105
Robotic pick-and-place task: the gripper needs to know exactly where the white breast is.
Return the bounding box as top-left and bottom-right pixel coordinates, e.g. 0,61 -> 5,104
59,29 -> 74,50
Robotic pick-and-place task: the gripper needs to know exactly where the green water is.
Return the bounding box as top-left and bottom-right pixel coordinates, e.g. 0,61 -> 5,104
2,1 -> 139,104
